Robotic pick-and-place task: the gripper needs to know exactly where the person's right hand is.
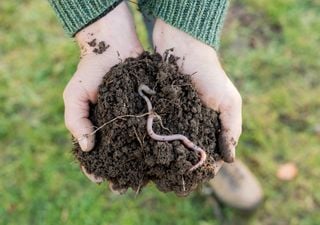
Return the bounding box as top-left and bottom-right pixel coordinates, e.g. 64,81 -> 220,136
63,2 -> 143,182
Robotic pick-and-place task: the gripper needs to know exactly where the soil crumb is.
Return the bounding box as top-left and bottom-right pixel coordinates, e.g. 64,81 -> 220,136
87,39 -> 109,54
73,51 -> 222,196
93,41 -> 109,54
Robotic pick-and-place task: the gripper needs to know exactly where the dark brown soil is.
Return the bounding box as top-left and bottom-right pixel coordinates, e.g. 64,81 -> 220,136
87,39 -> 110,54
73,51 -> 222,196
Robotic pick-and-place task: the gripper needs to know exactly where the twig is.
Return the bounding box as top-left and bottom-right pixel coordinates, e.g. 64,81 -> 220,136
182,175 -> 186,192
133,127 -> 143,148
77,113 -> 150,142
154,114 -> 171,133
135,178 -> 143,197
138,84 -> 207,172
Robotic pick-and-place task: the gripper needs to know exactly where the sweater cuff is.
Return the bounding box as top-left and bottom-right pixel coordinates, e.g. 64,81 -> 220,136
48,0 -> 123,36
139,0 -> 229,50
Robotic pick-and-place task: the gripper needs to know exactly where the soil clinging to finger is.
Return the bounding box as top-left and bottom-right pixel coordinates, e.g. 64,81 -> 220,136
73,51 -> 222,196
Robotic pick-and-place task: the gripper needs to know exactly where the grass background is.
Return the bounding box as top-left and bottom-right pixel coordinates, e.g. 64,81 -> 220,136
0,0 -> 320,224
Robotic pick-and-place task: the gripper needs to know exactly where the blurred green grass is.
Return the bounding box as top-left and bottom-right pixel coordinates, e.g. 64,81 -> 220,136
0,0 -> 320,224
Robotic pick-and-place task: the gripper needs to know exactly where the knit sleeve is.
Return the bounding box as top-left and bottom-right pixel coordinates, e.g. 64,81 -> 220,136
48,0 -> 123,36
139,0 -> 229,50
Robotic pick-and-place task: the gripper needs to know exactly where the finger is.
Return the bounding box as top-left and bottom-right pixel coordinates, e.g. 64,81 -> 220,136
63,81 -> 95,151
108,182 -> 127,195
218,90 -> 242,163
81,166 -> 104,183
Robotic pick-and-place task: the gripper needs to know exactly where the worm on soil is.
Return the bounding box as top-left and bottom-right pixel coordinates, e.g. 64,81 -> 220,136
138,84 -> 207,172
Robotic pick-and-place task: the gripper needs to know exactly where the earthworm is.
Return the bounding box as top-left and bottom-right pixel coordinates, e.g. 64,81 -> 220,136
138,84 -> 207,172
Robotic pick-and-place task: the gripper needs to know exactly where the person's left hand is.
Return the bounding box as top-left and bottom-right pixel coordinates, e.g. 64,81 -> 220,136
153,19 -> 243,173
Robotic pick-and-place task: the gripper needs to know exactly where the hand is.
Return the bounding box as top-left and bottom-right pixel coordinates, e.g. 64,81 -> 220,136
153,20 -> 242,168
63,2 -> 143,151
63,3 -> 143,182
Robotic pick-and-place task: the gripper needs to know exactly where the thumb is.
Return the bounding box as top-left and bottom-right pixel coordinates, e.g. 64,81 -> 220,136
63,81 -> 96,152
218,90 -> 242,163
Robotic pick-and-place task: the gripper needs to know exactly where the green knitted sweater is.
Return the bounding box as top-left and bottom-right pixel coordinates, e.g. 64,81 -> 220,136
48,0 -> 229,50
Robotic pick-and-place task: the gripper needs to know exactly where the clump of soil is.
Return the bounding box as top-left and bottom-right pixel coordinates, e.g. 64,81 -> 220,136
73,51 -> 222,196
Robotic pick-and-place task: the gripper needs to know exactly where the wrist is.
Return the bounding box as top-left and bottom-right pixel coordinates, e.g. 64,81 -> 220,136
140,0 -> 229,50
154,19 -> 223,72
75,2 -> 143,59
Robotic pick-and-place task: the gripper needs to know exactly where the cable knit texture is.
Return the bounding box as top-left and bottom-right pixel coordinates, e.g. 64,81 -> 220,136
48,0 -> 122,36
139,0 -> 229,50
48,0 -> 228,49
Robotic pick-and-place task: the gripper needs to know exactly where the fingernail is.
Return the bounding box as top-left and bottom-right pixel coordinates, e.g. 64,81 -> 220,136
222,147 -> 235,163
79,135 -> 89,151
109,182 -> 127,195
218,135 -> 236,163
230,147 -> 236,159
81,166 -> 103,183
